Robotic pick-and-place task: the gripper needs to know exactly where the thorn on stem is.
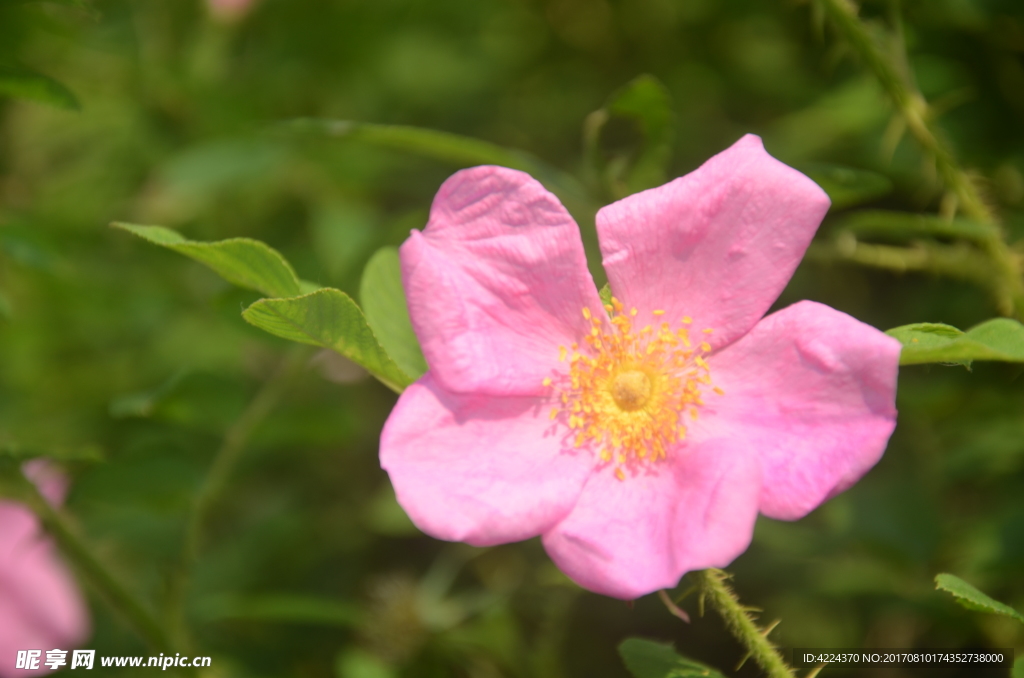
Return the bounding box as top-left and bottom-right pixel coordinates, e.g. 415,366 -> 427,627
805,664 -> 827,678
658,589 -> 691,623
735,650 -> 753,671
761,618 -> 782,637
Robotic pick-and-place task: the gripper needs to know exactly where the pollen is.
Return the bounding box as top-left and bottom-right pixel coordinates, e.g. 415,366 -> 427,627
549,297 -> 722,477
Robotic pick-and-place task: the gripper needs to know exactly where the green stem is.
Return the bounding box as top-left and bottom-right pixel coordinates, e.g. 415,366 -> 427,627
806,237 -> 997,291
166,345 -> 310,648
20,475 -> 173,652
817,0 -> 1024,317
697,569 -> 795,678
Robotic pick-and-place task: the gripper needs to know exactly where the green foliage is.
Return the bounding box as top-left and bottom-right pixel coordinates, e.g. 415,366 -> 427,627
0,64 -> 78,109
1014,656 -> 1024,678
887,319 -> 1024,366
113,223 -> 304,299
359,247 -> 427,381
243,289 -> 412,393
799,164 -> 893,211
198,593 -> 361,627
834,210 -> 998,244
934,574 -> 1024,624
0,441 -> 103,463
618,638 -> 727,678
585,74 -> 675,198
282,119 -> 592,218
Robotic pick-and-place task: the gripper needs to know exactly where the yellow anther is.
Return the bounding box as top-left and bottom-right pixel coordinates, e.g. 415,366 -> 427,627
682,316 -> 692,324
702,328 -> 713,334
550,408 -> 559,420
713,387 -> 725,396
700,342 -> 711,352
553,305 -> 720,479
615,468 -> 626,481
559,346 -> 567,361
543,377 -> 552,387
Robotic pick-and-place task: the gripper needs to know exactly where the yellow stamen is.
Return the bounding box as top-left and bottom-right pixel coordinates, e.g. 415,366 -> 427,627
553,303 -> 720,476
542,377 -> 552,387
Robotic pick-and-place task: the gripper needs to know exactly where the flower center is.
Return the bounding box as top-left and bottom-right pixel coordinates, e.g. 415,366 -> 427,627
545,297 -> 723,480
610,370 -> 651,411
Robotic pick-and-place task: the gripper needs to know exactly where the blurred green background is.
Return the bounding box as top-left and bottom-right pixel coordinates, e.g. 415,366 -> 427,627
1,0 -> 1023,676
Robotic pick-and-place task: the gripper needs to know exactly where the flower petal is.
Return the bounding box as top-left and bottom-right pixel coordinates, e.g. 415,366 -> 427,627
541,439 -> 761,599
0,503 -> 90,675
707,300 -> 900,521
595,134 -> 830,349
380,373 -> 592,547
401,166 -> 604,396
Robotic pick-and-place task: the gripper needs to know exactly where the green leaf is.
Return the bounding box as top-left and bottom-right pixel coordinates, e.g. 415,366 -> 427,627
197,594 -> 361,627
359,247 -> 427,380
1013,656 -> 1024,678
799,164 -> 893,211
109,370 -> 187,419
585,74 -> 674,198
0,65 -> 79,110
886,319 -> 1024,366
618,638 -> 727,678
336,649 -> 396,678
935,574 -> 1024,624
0,441 -> 104,464
834,210 -> 998,243
243,289 -> 412,393
112,223 -> 302,298
279,119 -> 595,219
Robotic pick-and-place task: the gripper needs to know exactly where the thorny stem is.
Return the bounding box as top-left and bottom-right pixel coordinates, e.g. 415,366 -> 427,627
696,569 -> 796,678
18,472 -> 174,653
166,345 -> 310,649
816,0 -> 1024,318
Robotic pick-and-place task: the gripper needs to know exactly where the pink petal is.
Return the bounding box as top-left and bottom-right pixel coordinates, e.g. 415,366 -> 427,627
707,300 -> 900,521
380,373 -> 592,547
595,134 -> 830,349
541,439 -> 761,599
0,503 -> 90,678
401,166 -> 604,396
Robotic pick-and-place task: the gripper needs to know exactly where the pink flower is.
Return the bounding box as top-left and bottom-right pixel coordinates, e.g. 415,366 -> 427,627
380,135 -> 900,599
1,462 -> 90,677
